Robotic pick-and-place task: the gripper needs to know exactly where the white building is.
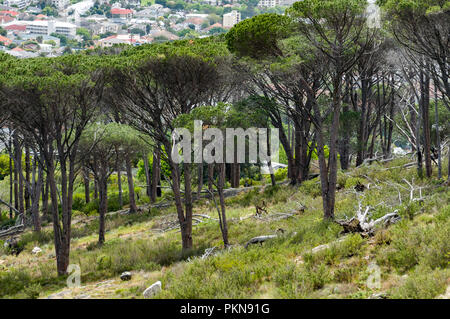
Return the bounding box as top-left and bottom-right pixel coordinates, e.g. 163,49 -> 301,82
223,10 -> 240,28
6,20 -> 77,37
258,0 -> 281,7
3,0 -> 30,9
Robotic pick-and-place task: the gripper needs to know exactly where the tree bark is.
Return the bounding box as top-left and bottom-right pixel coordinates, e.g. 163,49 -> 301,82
42,175 -> 49,220
125,153 -> 137,213
13,134 -> 24,216
182,162 -> 193,251
217,162 -> 229,247
197,163 -> 204,196
30,157 -> 42,232
98,176 -> 107,245
83,167 -> 90,204
150,148 -> 160,202
434,84 -> 442,179
420,69 -> 432,178
143,153 -> 151,198
8,137 -> 13,219
24,146 -> 31,211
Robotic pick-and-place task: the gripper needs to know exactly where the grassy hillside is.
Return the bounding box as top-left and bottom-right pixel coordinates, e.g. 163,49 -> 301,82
0,157 -> 449,299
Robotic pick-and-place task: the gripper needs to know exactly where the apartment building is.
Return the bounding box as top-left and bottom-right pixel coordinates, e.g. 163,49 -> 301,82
3,0 -> 30,10
223,10 -> 240,28
258,0 -> 281,7
11,20 -> 77,37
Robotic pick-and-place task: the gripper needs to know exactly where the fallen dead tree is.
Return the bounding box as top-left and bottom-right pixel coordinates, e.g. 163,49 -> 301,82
244,235 -> 278,249
0,213 -> 25,239
336,201 -> 401,237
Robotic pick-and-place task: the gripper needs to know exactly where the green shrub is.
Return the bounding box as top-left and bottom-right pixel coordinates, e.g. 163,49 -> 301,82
380,218 -> 450,272
299,179 -> 321,197
96,254 -> 112,270
391,266 -> 449,299
23,283 -> 42,299
72,193 -> 86,211
0,269 -> 32,298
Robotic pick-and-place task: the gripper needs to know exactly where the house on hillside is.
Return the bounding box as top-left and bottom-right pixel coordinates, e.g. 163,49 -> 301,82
111,8 -> 133,22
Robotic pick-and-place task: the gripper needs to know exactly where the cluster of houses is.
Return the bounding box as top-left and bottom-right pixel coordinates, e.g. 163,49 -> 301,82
0,0 -> 292,57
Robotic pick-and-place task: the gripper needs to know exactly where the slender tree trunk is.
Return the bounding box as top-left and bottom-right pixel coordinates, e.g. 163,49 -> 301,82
13,134 -> 24,217
150,148 -> 160,202
197,163 -> 204,196
356,76 -> 369,166
416,90 -> 423,178
98,176 -> 107,245
267,129 -> 276,186
208,163 -> 214,192
217,162 -> 229,247
420,69 -> 432,178
182,162 -> 193,251
94,179 -> 98,200
83,167 -> 90,204
117,164 -> 123,208
25,146 -> 31,211
8,139 -> 13,219
143,153 -> 151,198
339,92 -> 351,170
47,162 -> 69,276
125,153 -> 137,213
30,157 -> 42,232
42,175 -> 49,220
434,84 -> 442,179
14,150 -> 18,213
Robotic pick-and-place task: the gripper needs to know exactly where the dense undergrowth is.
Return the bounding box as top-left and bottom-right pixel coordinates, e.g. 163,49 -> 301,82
0,157 -> 448,299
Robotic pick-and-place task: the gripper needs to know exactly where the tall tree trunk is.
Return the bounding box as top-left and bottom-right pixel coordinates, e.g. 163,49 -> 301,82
182,162 -> 193,251
30,157 -> 42,232
420,69 -> 432,178
317,77 -> 343,220
8,138 -> 13,219
14,151 -> 18,212
416,94 -> 423,178
150,148 -> 160,202
94,179 -> 98,200
42,174 -> 49,221
117,164 -> 123,208
434,84 -> 442,179
125,153 -> 137,213
208,163 -> 214,192
217,162 -> 229,247
356,76 -> 369,166
47,162 -> 69,276
13,134 -> 24,217
143,153 -> 151,198
266,129 -> 276,186
98,176 -> 107,245
25,146 -> 31,211
83,167 -> 90,204
197,163 -> 204,196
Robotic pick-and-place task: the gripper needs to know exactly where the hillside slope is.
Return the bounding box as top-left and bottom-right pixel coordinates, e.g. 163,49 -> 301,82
0,157 -> 449,299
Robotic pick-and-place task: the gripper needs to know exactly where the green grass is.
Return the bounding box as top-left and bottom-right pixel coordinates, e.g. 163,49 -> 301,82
0,159 -> 449,299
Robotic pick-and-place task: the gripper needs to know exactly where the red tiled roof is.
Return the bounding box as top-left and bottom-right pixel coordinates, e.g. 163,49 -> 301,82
4,24 -> 26,31
0,35 -> 12,45
205,22 -> 223,31
185,17 -> 205,25
0,15 -> 14,24
11,47 -> 24,51
0,10 -> 19,16
111,8 -> 133,15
